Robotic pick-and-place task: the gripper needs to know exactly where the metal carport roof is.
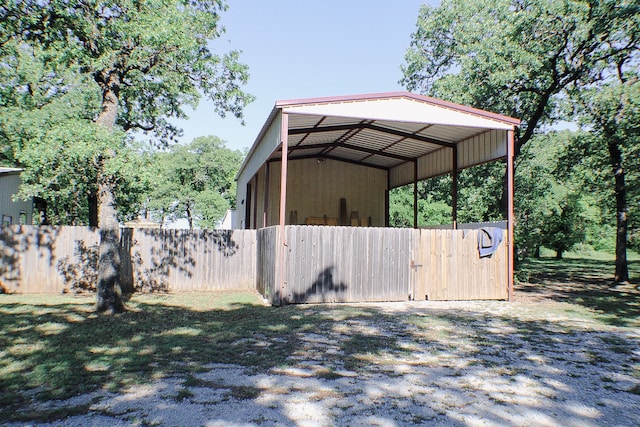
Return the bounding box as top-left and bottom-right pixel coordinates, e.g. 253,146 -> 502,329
237,92 -> 520,187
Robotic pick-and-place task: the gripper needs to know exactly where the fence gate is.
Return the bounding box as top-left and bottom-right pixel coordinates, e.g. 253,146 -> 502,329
413,229 -> 508,301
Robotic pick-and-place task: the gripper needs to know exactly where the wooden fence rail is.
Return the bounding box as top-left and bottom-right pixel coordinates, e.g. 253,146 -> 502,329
0,226 -> 256,294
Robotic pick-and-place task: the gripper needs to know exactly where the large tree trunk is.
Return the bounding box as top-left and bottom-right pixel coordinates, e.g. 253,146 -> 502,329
94,70 -> 125,313
96,169 -> 125,313
608,139 -> 629,284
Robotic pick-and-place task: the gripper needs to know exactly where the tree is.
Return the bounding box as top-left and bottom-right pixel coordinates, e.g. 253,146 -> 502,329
542,189 -> 591,259
3,0 -> 253,312
142,150 -> 178,227
455,163 -> 506,224
571,73 -> 640,283
147,136 -> 243,229
0,36 -> 109,225
509,131 -> 601,259
401,0 -> 640,152
515,133 -> 562,258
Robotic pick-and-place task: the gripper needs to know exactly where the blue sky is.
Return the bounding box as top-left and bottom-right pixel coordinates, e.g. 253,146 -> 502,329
171,0 -> 435,152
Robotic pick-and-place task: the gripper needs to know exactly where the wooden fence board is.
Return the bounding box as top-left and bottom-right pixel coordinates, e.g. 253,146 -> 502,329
0,226 -> 99,294
1,226 -> 256,294
2,225 -> 508,302
257,226 -> 279,304
278,226 -> 414,304
415,229 -> 507,301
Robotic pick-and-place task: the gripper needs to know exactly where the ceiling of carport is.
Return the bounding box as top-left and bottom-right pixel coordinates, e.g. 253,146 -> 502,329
267,92 -> 520,171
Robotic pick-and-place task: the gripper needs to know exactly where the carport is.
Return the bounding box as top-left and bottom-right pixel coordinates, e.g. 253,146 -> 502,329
235,92 -> 520,304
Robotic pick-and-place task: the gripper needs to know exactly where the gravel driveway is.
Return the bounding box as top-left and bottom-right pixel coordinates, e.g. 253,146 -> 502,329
7,292 -> 640,427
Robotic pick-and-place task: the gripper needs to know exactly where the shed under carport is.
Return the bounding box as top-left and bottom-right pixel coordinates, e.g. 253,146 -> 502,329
235,92 -> 520,304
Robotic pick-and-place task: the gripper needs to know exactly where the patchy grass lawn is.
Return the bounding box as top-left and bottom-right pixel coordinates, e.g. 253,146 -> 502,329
517,250 -> 639,327
1,252 -> 638,424
0,291 -> 322,416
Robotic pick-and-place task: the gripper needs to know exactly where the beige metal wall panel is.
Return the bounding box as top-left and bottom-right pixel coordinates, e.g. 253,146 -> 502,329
389,130 -> 507,189
266,158 -> 387,227
235,180 -> 248,229
388,162 -> 414,189
250,163 -> 275,229
458,129 -> 507,169
389,147 -> 454,189
254,165 -> 266,229
235,111 -> 282,228
267,163 -> 281,227
418,148 -> 454,181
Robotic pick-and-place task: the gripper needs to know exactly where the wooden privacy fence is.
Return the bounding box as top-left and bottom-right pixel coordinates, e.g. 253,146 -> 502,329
0,225 -> 256,294
0,226 -> 99,294
258,225 -> 508,305
1,225 -> 507,302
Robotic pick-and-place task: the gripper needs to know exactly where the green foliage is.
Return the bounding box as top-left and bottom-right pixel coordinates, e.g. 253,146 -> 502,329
1,66 -> 150,224
145,136 -> 243,229
402,0 -> 639,268
2,0 -> 254,141
515,132 -> 563,257
539,189 -> 587,259
402,0 -> 640,147
515,131 -> 610,259
0,41 -> 142,223
389,162 -> 507,228
389,185 -> 450,227
456,163 -> 505,223
389,161 -> 507,229
572,75 -> 640,254
0,40 -> 100,163
1,0 -> 253,228
555,132 -> 619,253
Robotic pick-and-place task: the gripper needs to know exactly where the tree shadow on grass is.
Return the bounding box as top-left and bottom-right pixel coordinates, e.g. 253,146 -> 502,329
0,298 -> 320,419
53,228 -> 244,294
518,257 -> 640,326
0,225 -> 62,293
1,295 -> 638,425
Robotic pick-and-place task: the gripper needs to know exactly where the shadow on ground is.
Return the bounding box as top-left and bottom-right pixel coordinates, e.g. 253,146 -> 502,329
517,257 -> 640,326
1,290 -> 639,426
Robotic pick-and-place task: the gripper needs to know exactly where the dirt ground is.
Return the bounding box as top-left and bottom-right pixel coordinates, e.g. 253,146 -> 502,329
4,266 -> 640,427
